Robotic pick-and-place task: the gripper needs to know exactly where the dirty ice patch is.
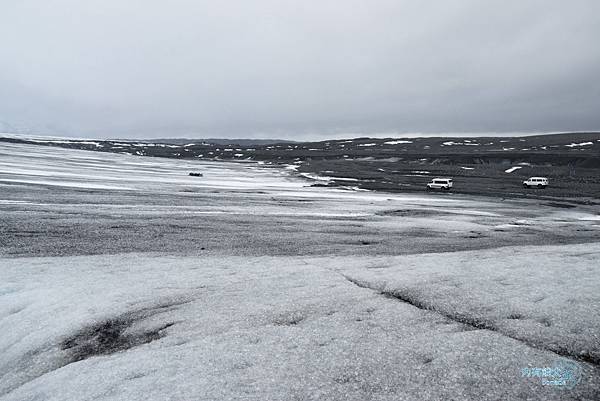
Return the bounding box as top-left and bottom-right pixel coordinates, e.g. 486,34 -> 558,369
565,142 -> 593,147
0,178 -> 135,191
384,140 -> 413,145
0,200 -> 40,205
344,186 -> 370,192
505,167 -> 522,173
298,173 -> 332,182
577,214 -> 600,221
192,211 -> 371,218
442,141 -> 480,146
329,177 -> 359,182
298,173 -> 358,182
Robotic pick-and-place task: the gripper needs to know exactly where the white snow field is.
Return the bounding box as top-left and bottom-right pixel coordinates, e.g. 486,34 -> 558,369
1,142 -> 600,400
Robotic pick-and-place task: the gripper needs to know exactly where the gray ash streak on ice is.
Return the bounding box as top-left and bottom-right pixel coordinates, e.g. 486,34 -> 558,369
0,297 -> 193,397
61,298 -> 192,363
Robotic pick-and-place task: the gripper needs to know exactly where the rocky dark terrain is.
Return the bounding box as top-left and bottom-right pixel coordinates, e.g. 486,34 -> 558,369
3,132 -> 600,201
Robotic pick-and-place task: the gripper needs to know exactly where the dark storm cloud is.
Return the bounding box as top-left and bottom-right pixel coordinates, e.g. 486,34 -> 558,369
1,0 -> 599,139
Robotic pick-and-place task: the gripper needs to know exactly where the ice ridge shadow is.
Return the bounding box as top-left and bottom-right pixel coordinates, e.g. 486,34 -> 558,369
341,274 -> 600,367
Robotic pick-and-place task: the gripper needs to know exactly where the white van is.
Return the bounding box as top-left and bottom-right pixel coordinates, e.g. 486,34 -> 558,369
427,178 -> 453,191
523,177 -> 548,189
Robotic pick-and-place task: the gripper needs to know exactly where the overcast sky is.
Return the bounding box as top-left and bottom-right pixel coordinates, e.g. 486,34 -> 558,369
1,1 -> 599,139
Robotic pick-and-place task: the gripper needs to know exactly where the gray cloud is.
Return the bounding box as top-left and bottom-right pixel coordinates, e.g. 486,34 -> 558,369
1,0 -> 599,139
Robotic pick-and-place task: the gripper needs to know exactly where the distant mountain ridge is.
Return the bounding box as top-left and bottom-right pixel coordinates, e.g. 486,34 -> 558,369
2,131 -> 599,169
130,138 -> 297,146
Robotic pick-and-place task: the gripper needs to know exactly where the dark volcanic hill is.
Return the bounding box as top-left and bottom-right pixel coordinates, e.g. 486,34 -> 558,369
3,132 -> 600,162
129,138 -> 296,146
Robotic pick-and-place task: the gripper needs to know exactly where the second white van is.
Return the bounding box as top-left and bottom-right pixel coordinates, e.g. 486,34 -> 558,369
523,177 -> 548,189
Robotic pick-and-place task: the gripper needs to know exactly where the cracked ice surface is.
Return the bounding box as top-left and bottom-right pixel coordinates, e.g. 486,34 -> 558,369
324,244 -> 600,365
2,253 -> 600,400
